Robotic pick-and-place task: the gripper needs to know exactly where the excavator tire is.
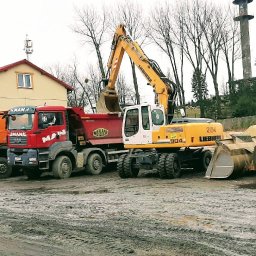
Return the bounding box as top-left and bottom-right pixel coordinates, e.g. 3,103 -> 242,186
158,153 -> 168,179
194,150 -> 212,172
165,153 -> 182,179
117,154 -> 127,178
122,155 -> 139,178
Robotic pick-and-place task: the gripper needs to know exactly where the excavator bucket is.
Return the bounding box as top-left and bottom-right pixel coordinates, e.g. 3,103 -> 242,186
205,126 -> 256,179
96,88 -> 122,113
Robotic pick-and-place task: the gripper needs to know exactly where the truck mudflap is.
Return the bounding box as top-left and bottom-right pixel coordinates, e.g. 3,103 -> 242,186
205,127 -> 256,179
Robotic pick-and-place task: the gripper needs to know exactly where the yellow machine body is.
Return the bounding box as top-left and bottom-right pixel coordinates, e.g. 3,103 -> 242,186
125,122 -> 223,149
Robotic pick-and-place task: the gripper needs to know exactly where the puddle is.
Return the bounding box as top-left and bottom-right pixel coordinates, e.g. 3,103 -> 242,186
238,183 -> 256,189
56,188 -> 110,195
17,187 -> 110,195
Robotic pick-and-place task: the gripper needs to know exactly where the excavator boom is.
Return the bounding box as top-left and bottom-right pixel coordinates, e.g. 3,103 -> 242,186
96,24 -> 176,123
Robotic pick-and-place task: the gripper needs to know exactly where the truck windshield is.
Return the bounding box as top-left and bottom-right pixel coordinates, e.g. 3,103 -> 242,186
8,114 -> 34,130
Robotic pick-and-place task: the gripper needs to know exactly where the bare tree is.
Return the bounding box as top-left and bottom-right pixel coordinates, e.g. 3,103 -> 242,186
45,63 -> 85,108
175,0 -> 208,78
72,5 -> 108,79
108,1 -> 146,104
220,7 -> 241,96
148,3 -> 186,109
174,0 -> 209,116
117,73 -> 136,108
197,2 -> 228,117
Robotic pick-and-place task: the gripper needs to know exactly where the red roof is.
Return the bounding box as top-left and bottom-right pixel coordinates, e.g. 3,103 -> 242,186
0,59 -> 73,91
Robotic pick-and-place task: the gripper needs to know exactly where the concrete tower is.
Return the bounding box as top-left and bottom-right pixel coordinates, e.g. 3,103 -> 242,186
233,0 -> 254,79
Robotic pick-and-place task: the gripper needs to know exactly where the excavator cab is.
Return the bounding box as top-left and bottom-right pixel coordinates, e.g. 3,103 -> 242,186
123,104 -> 166,146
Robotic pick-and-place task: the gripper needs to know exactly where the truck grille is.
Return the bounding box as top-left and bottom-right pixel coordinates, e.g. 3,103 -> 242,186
9,136 -> 27,145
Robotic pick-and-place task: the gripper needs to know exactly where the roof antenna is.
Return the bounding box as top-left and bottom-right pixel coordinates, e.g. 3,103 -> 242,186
24,34 -> 33,61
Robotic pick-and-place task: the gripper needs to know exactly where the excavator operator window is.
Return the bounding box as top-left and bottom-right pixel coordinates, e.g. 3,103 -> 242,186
141,106 -> 150,130
124,109 -> 139,137
151,109 -> 164,126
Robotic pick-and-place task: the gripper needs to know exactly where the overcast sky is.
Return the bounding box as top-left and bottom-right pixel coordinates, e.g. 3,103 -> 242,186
0,0 -> 255,102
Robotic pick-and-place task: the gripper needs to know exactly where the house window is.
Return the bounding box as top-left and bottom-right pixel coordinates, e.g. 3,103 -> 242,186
17,73 -> 32,88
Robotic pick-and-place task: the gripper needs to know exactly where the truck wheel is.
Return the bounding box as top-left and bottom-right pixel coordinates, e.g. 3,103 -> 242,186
158,153 -> 168,179
196,150 -> 212,172
0,157 -> 12,179
117,154 -> 127,178
86,153 -> 103,175
165,153 -> 181,179
53,156 -> 72,179
123,155 -> 139,178
24,168 -> 42,180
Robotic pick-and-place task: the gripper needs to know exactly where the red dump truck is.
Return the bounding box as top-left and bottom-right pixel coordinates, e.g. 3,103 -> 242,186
7,105 -> 126,179
0,111 -> 13,178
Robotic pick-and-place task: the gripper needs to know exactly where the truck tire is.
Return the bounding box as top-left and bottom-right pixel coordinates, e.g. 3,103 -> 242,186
117,154 -> 127,178
53,156 -> 72,179
24,168 -> 42,180
158,153 -> 168,179
165,153 -> 181,179
86,153 -> 103,175
0,157 -> 12,179
195,150 -> 212,172
122,155 -> 139,178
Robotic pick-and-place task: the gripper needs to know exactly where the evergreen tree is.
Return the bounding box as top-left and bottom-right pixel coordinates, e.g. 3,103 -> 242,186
191,68 -> 208,117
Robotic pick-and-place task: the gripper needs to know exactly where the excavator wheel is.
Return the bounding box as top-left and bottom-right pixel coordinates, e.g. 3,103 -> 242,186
193,150 -> 212,173
158,153 -> 168,179
117,154 -> 127,178
165,153 -> 182,179
122,155 -> 139,178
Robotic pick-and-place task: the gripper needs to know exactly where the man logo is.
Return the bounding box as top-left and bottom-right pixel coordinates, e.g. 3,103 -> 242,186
93,128 -> 108,138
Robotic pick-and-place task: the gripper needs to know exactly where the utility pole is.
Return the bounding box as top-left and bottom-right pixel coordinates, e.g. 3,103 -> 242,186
233,0 -> 254,79
24,34 -> 33,61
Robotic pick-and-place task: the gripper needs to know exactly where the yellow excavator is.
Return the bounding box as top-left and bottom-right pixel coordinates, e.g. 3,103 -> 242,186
97,24 -> 224,179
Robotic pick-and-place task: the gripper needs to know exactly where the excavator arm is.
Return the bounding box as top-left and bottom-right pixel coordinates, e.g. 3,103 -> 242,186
96,24 -> 177,123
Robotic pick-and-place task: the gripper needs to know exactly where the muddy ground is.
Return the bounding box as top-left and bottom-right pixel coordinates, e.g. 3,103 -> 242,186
0,169 -> 255,256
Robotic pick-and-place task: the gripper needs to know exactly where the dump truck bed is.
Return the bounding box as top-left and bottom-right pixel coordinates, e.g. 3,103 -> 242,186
68,108 -> 123,145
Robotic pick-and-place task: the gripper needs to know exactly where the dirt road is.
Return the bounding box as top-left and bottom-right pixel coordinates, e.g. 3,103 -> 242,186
0,169 -> 255,256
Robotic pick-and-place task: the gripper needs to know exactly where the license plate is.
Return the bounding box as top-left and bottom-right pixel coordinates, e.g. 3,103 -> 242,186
15,157 -> 21,161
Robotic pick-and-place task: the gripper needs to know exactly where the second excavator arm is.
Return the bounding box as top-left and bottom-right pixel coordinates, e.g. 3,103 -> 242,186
96,24 -> 177,123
